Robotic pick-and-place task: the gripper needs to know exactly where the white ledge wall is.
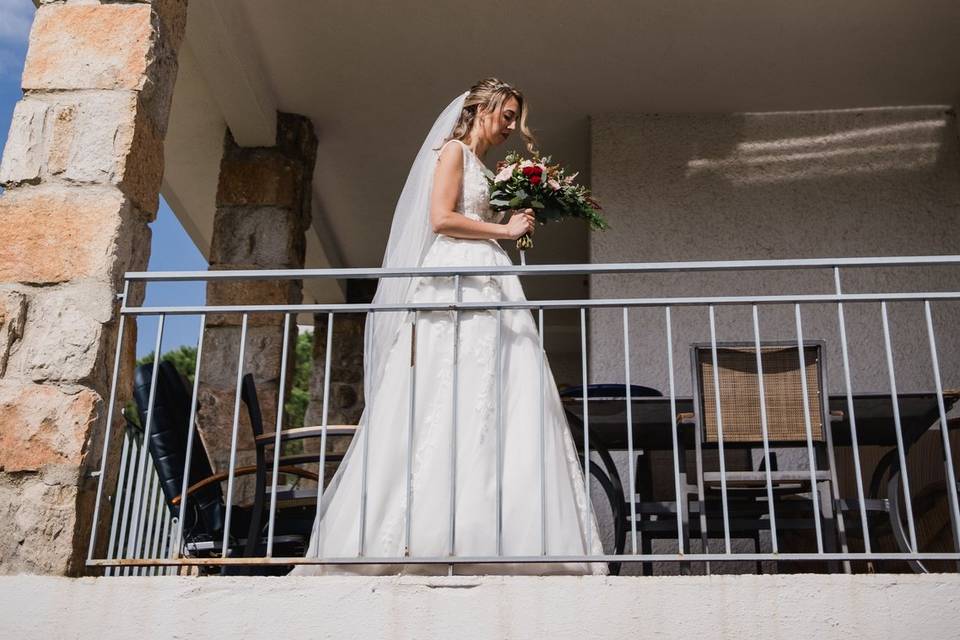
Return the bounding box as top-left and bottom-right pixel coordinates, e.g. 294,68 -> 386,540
1,575 -> 958,639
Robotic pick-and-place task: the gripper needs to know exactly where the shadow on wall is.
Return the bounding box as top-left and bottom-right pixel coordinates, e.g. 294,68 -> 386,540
685,106 -> 950,186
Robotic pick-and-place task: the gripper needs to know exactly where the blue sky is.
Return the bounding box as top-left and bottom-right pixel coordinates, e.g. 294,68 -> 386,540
0,0 -> 206,359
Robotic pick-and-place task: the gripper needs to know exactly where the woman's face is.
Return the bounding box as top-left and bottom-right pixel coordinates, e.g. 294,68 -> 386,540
477,96 -> 520,147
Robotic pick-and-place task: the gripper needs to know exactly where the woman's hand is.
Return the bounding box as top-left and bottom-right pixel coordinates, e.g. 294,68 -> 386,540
505,209 -> 536,240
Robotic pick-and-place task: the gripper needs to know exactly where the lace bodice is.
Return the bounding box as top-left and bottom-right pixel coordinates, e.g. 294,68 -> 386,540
440,139 -> 502,223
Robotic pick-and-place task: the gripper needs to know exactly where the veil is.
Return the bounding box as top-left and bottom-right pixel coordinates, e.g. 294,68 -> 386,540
362,90 -> 469,400
300,92 -> 470,554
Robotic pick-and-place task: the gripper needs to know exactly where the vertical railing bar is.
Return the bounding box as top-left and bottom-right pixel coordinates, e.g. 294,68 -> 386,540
496,307 -> 504,557
880,301 -> 918,552
174,314 -> 206,559
924,300 -> 960,556
220,313 -> 249,558
137,469 -> 159,575
358,316 -> 374,556
538,307 -> 547,556
707,305 -> 732,553
665,307 -> 684,554
104,429 -> 133,576
313,312 -> 335,557
133,471 -> 155,576
164,510 -> 177,575
148,477 -> 165,574
266,313 -> 292,557
834,268 -> 871,552
117,435 -> 142,576
449,275 -> 461,560
403,311 -> 418,555
795,304 -> 825,554
580,307 -> 593,554
87,281 -> 129,563
128,314 -> 165,572
751,305 -> 779,553
160,510 -> 174,576
622,308 -> 638,555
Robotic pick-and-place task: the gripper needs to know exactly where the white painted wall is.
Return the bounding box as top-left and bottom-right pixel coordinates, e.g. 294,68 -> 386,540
2,574 -> 958,639
588,106 -> 960,397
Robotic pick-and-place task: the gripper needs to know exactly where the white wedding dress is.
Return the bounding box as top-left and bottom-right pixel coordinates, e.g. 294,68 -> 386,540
292,139 -> 607,576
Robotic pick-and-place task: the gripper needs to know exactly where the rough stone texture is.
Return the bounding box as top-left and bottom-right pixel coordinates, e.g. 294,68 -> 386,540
0,381 -> 101,472
0,0 -> 186,575
206,278 -> 302,327
0,289 -> 27,378
23,4 -> 155,92
216,155 -> 304,209
305,313 -> 366,428
0,466 -> 81,575
0,186 -> 149,288
6,281 -> 116,387
209,206 -> 302,268
198,114 -> 317,496
0,91 -> 166,214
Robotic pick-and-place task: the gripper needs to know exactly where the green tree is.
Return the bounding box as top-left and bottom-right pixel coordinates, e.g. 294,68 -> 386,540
136,344 -> 198,384
284,330 -> 314,429
128,334 -> 314,429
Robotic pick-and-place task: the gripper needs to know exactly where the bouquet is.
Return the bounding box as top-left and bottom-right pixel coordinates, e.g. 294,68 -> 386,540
488,152 -> 608,250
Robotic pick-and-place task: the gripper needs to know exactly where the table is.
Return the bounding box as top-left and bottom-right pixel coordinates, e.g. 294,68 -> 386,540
561,391 -> 959,569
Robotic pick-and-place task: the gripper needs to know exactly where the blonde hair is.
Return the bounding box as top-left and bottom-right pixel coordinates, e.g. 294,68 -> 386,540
448,77 -> 537,155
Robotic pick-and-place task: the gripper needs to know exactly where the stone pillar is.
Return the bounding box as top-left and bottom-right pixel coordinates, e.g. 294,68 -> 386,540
197,114 -> 317,489
305,280 -> 375,480
0,1 -> 186,575
305,314 -> 366,426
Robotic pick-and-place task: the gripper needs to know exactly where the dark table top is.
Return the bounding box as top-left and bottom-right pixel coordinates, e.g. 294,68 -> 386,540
561,393 -> 958,452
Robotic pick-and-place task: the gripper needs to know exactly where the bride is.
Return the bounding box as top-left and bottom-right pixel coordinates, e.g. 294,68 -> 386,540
292,78 -> 607,576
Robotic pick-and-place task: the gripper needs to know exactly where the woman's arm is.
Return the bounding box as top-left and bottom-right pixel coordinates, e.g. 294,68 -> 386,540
430,143 -> 533,241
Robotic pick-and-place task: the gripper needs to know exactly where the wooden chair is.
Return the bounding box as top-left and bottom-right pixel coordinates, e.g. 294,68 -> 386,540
684,341 -> 846,571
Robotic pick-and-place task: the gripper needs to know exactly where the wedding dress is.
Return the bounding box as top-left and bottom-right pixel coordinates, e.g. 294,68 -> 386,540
291,125 -> 607,577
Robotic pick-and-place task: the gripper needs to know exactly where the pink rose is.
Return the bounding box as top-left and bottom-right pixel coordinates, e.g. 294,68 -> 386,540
494,163 -> 516,182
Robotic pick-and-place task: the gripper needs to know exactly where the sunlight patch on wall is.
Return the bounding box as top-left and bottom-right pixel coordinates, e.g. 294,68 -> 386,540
686,112 -> 949,186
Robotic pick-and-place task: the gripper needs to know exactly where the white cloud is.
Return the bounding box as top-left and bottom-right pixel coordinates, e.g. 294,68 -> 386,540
0,0 -> 34,44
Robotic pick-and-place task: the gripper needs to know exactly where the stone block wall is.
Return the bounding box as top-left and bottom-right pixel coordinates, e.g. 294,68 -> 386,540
197,114 -> 317,493
0,0 -> 186,575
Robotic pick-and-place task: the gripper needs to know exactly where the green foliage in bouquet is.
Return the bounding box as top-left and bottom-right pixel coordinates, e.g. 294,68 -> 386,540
487,151 -> 609,249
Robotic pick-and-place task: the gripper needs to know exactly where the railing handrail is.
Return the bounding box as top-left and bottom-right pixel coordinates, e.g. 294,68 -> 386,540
122,254 -> 960,282
120,290 -> 960,316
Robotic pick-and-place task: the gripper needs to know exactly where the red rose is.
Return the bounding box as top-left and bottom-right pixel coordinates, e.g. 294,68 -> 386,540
522,166 -> 537,176
529,175 -> 542,185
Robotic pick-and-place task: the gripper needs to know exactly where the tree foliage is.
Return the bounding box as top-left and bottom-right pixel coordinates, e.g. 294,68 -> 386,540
131,331 -> 315,429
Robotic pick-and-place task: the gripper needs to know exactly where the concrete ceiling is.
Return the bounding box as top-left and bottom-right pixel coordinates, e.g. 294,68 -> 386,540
163,0 -> 960,302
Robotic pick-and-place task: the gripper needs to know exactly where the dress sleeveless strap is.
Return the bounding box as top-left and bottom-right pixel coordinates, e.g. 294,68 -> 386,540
437,138 -> 468,163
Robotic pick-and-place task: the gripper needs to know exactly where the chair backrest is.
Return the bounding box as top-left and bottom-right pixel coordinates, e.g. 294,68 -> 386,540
132,360 -> 225,539
691,342 -> 825,444
240,373 -> 266,438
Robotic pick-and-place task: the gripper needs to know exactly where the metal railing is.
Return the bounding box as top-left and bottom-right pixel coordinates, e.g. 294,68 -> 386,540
85,255 -> 960,574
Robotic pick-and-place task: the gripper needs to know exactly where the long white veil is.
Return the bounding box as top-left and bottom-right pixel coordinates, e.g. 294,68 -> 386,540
362,90 -> 469,399
301,92 -> 469,555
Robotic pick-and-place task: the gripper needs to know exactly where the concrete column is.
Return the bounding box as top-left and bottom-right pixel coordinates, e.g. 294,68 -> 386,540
0,1 -> 187,574
197,114 -> 317,490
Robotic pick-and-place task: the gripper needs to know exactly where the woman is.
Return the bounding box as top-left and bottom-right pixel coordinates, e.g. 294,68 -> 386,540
292,78 -> 606,576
